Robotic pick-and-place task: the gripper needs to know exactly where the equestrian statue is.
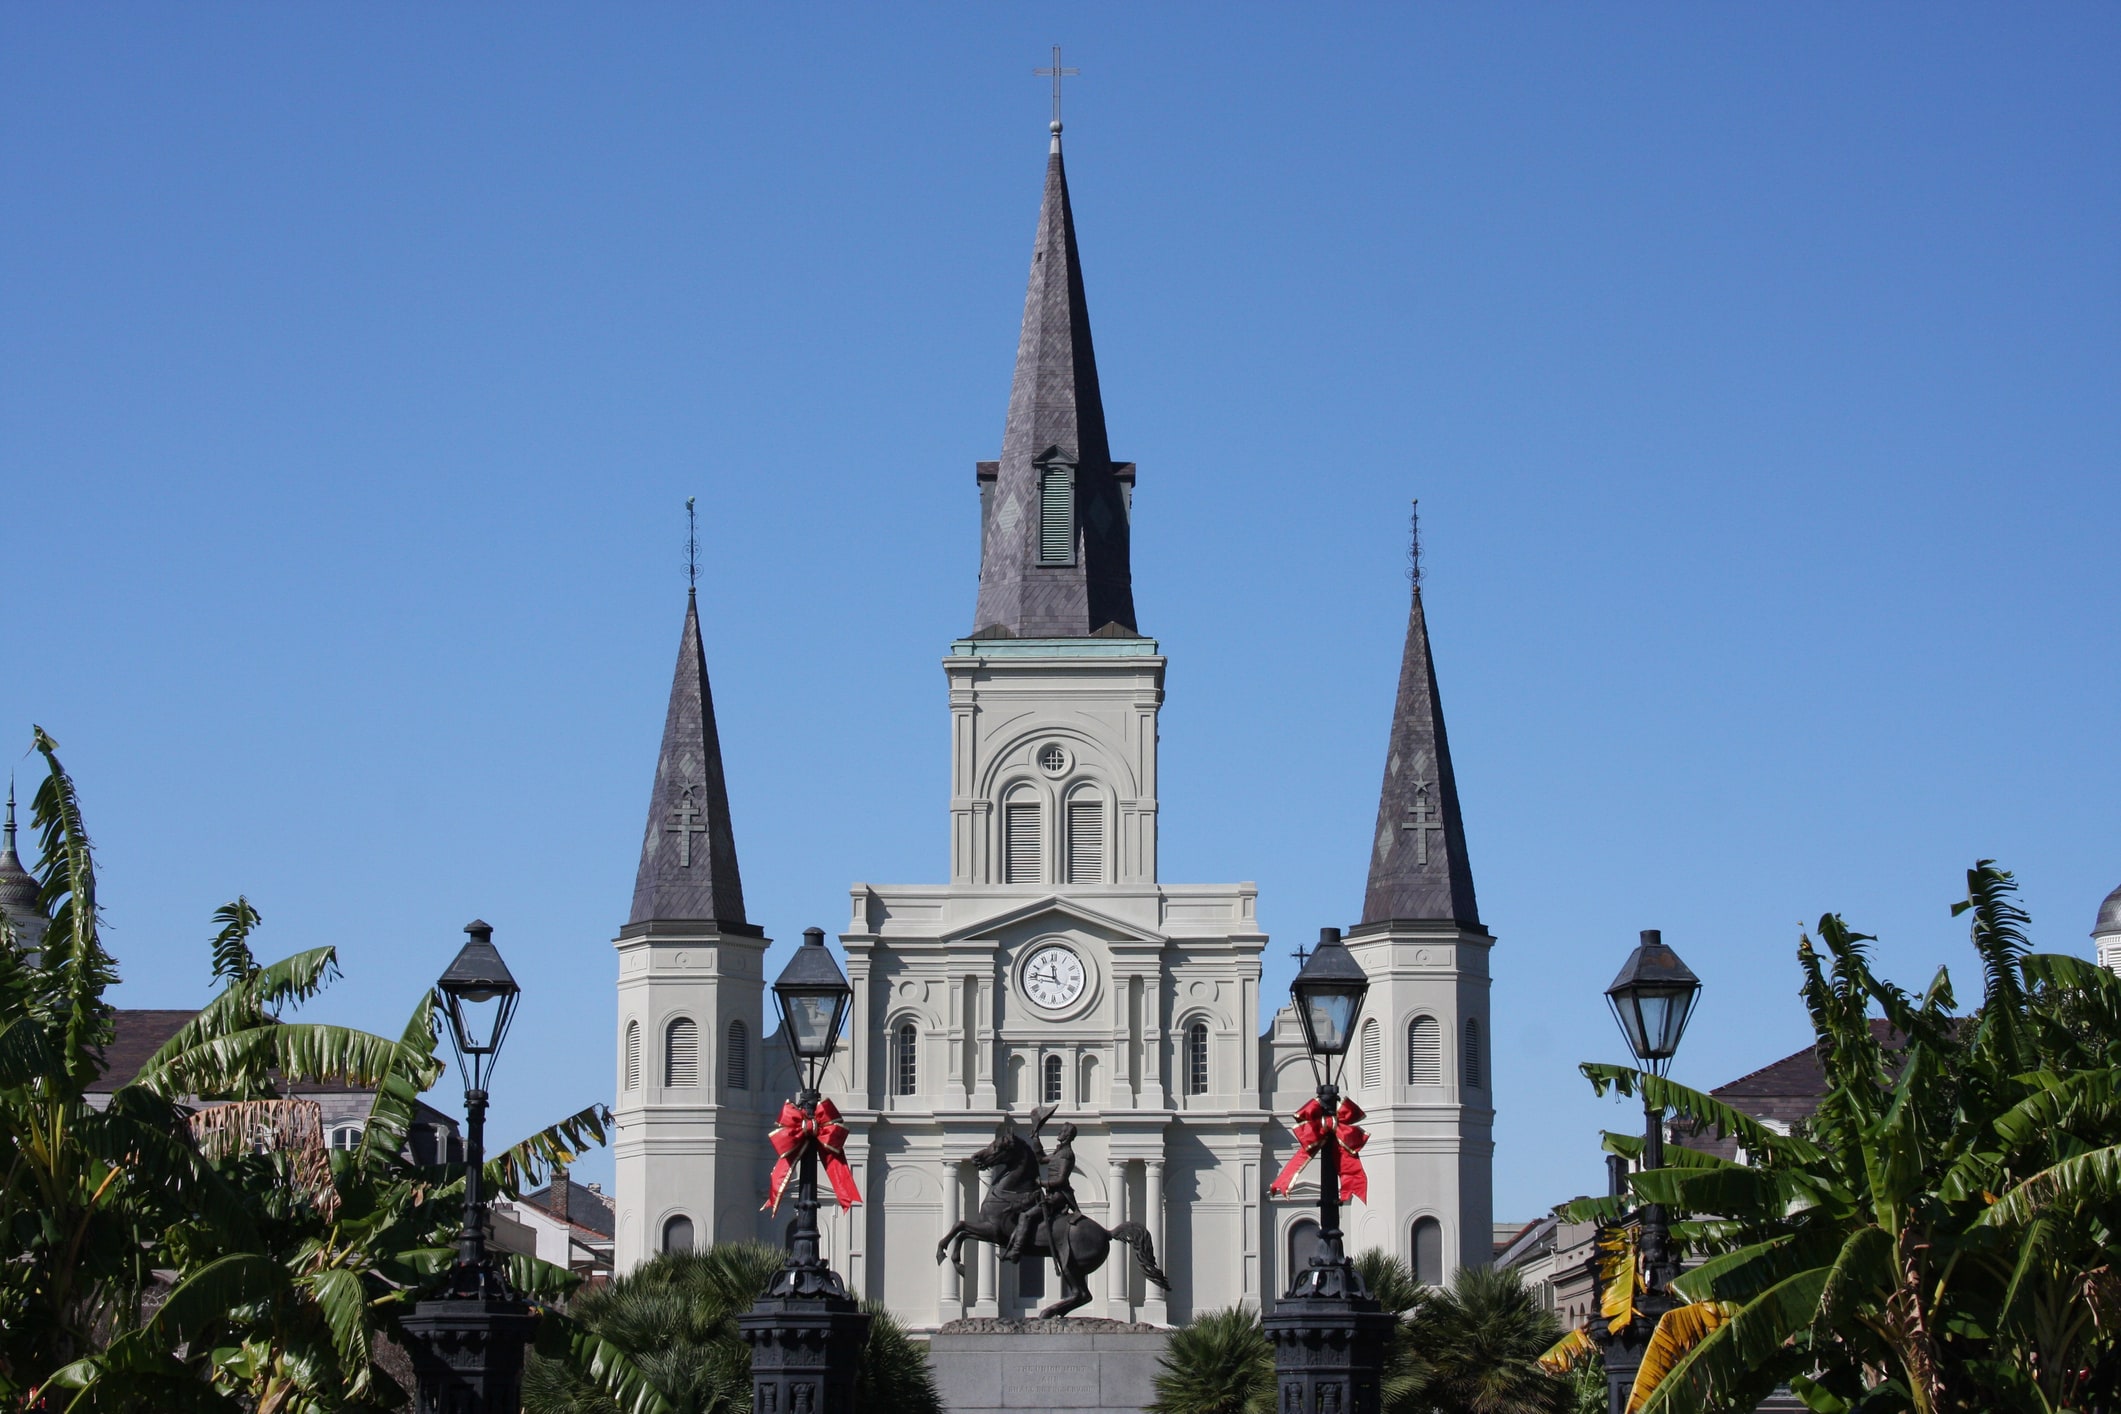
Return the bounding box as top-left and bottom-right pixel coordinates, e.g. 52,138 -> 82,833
934,1104 -> 1170,1319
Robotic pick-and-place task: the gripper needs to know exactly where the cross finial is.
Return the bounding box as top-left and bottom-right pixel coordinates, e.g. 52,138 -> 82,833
1407,498 -> 1423,591
685,496 -> 699,594
1035,44 -> 1079,144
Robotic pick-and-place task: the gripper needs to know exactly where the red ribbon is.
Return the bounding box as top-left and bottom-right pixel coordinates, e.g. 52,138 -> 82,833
763,1097 -> 863,1214
1267,1096 -> 1369,1204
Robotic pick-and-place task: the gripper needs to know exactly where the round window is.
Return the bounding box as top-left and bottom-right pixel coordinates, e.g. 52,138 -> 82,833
1037,743 -> 1070,776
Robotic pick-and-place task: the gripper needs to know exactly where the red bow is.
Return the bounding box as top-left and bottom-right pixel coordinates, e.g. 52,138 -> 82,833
763,1098 -> 862,1214
1268,1096 -> 1369,1204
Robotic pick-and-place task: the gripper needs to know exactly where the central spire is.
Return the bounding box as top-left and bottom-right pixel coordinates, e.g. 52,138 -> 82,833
971,129 -> 1138,639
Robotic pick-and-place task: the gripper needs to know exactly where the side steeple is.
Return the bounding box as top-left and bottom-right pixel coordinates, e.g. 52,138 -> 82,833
971,126 -> 1138,639
1362,506 -> 1480,928
628,587 -> 751,931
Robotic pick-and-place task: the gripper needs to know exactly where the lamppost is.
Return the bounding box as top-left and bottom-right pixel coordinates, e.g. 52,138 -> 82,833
738,927 -> 870,1413
1262,927 -> 1393,1414
399,920 -> 538,1414
1592,928 -> 1703,1414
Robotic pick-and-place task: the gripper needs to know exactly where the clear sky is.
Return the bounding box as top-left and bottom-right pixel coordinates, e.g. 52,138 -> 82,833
3,6 -> 2116,1221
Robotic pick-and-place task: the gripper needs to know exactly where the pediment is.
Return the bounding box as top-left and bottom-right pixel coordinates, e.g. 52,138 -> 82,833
940,895 -> 1162,947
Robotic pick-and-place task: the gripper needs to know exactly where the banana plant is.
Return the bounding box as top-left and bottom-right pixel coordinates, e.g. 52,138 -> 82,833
2,734 -> 669,1413
1549,864 -> 2121,1414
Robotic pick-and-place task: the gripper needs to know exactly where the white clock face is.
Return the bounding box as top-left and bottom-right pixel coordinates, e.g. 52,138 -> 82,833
1021,944 -> 1087,1010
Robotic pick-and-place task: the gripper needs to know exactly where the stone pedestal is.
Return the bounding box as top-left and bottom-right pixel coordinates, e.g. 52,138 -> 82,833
398,1295 -> 538,1414
1263,1296 -> 1394,1414
928,1317 -> 1169,1414
737,1294 -> 871,1414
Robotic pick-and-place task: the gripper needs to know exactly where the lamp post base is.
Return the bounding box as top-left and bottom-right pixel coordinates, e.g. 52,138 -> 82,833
399,1294 -> 538,1414
1263,1290 -> 1394,1414
737,1293 -> 871,1414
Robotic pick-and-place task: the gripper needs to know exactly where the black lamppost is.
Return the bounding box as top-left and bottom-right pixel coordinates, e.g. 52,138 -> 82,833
1262,927 -> 1393,1414
738,927 -> 870,1412
1592,928 -> 1703,1414
399,920 -> 538,1414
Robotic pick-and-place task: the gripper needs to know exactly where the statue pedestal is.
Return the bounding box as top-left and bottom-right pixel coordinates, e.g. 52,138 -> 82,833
928,1317 -> 1169,1414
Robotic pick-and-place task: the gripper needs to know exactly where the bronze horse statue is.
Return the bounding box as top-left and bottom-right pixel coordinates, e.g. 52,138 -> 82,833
934,1110 -> 1170,1319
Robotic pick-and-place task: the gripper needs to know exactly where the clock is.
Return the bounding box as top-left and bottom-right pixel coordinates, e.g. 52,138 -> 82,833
1020,944 -> 1087,1010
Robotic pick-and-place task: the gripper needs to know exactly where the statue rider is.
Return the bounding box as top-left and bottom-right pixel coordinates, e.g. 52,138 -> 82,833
1003,1119 -> 1080,1272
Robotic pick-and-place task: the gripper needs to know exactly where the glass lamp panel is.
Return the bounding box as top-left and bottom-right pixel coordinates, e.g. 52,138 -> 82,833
1608,995 -> 1651,1062
782,992 -> 841,1058
448,992 -> 512,1055
1635,993 -> 1676,1059
1298,987 -> 1361,1055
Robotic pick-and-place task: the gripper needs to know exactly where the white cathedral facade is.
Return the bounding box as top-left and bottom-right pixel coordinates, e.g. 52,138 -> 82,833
610,129 -> 1495,1328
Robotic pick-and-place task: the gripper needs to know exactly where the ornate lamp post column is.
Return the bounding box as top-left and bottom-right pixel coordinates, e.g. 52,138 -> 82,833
739,927 -> 871,1413
1591,929 -> 1702,1414
1262,928 -> 1394,1414
399,920 -> 538,1414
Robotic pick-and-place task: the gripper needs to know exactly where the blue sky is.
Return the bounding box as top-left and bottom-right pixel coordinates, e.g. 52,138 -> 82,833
3,6 -> 2116,1220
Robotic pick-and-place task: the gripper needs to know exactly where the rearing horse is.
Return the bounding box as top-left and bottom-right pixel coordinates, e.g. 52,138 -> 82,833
934,1116 -> 1170,1319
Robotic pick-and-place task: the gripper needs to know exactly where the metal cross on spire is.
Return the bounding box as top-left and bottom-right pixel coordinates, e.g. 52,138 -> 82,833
1035,44 -> 1079,135
685,496 -> 699,593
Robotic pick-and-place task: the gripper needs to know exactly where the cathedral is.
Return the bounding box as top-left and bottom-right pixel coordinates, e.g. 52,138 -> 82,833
609,125 -> 1495,1327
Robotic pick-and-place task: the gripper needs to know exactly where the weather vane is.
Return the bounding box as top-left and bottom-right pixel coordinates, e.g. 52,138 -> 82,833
685,497 -> 699,592
1035,44 -> 1078,134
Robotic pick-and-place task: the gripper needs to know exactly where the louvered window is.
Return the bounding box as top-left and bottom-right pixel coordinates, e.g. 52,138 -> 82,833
1039,463 -> 1073,564
1004,801 -> 1041,884
895,1023 -> 918,1096
1042,1053 -> 1064,1104
1408,1016 -> 1440,1086
1359,1019 -> 1380,1091
1065,798 -> 1104,883
726,1020 -> 749,1090
624,1022 -> 641,1091
1185,1023 -> 1210,1096
665,1018 -> 698,1088
1463,1017 -> 1482,1091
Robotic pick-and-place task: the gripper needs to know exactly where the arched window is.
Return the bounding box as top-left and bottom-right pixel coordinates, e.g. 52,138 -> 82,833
1043,1053 -> 1064,1105
1288,1218 -> 1323,1277
624,1021 -> 641,1091
1185,1023 -> 1210,1096
1065,792 -> 1104,884
1463,1017 -> 1483,1091
1412,1217 -> 1444,1286
726,1020 -> 749,1091
895,1023 -> 919,1096
1359,1018 -> 1380,1091
1003,791 -> 1041,884
329,1123 -> 364,1151
662,1215 -> 695,1254
1407,1016 -> 1440,1086
1038,461 -> 1074,565
665,1018 -> 698,1088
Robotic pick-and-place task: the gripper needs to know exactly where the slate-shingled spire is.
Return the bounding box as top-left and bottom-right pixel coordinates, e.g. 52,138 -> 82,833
971,128 -> 1137,639
1362,508 -> 1480,928
628,589 -> 750,931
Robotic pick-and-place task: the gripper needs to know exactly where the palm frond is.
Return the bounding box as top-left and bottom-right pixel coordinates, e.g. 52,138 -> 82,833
306,1266 -> 373,1399
186,1098 -> 339,1218
208,898 -> 263,988
529,1308 -> 678,1414
137,1020 -> 404,1099
1538,1325 -> 1594,1374
360,992 -> 442,1172
1581,1064 -> 1822,1163
1633,1267 -> 1829,1414
29,727 -> 118,1089
1978,1143 -> 2121,1227
1627,1302 -> 1737,1413
485,1104 -> 614,1197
